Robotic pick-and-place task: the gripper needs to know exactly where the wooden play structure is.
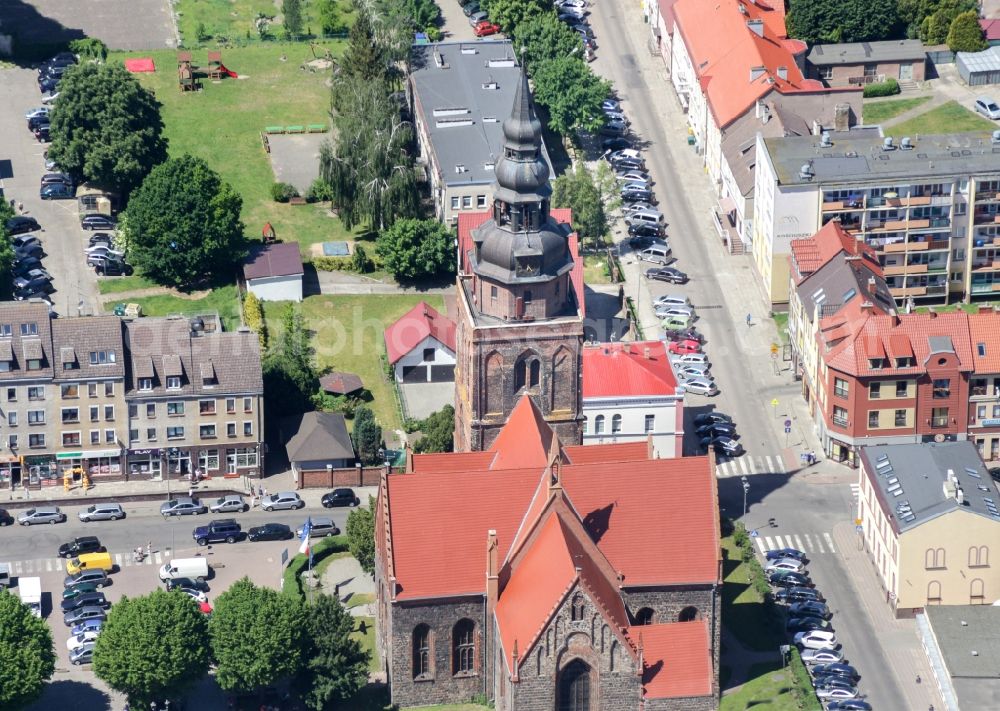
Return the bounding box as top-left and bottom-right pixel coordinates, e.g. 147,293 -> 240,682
177,51 -> 238,91
177,51 -> 199,91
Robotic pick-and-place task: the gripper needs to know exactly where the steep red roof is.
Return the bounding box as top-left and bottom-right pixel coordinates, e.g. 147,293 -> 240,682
410,450 -> 495,474
490,396 -> 558,470
243,241 -> 304,280
383,301 -> 456,364
632,621 -> 713,699
456,208 -> 586,316
790,221 -> 880,283
563,441 -> 649,464
582,341 -> 677,398
968,310 -> 1000,373
981,19 -> 1000,41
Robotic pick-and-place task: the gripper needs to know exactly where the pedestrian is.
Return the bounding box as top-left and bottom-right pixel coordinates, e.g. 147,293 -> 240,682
258,484 -> 263,498
16,202 -> 23,215
916,674 -> 922,684
262,486 -> 268,498
746,313 -> 752,327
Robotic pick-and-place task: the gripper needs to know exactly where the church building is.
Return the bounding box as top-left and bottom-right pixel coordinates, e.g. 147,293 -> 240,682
375,396 -> 721,710
453,66 -> 585,452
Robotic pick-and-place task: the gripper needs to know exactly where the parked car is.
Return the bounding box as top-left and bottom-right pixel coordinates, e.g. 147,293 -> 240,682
164,577 -> 209,592
670,353 -> 709,368
786,617 -> 832,633
209,495 -> 248,513
95,258 -> 134,276
661,314 -> 692,330
616,169 -> 650,183
18,506 -> 66,525
775,586 -> 823,604
601,137 -> 631,152
85,245 -> 125,262
610,157 -> 645,172
14,243 -> 44,261
63,605 -> 107,627
11,234 -> 41,251
676,364 -> 711,380
14,283 -> 55,301
695,422 -> 737,439
247,523 -> 294,542
25,107 -> 50,120
766,548 -> 808,563
60,591 -> 109,613
192,519 -> 242,546
700,436 -> 743,457
70,619 -> 104,638
800,647 -> 844,665
813,675 -> 855,691
811,663 -> 859,683
62,583 -> 101,601
769,570 -> 811,587
621,188 -> 655,204
815,686 -> 859,701
58,536 -> 106,558
80,214 -> 116,231
6,216 -> 41,235
601,98 -> 621,112
27,115 -> 50,131
474,20 -> 501,36
34,125 -> 51,142
78,503 -> 125,522
63,569 -> 110,589
794,630 -> 837,650
69,642 -> 96,665
160,497 -> 207,517
322,488 -> 360,507
261,491 -> 305,511
824,700 -> 871,711
600,120 -> 628,137
664,327 -> 704,344
66,629 -> 101,651
468,10 -> 489,25
297,517 -> 341,538
974,96 -> 1000,120
13,257 -> 43,277
462,0 -> 480,15
39,182 -> 72,200
628,234 -> 666,250
88,232 -> 113,248
0,508 -> 12,526
628,222 -> 663,238
693,412 -> 731,427
765,558 -> 805,574
668,339 -> 701,355
174,586 -> 209,603
680,378 -> 718,396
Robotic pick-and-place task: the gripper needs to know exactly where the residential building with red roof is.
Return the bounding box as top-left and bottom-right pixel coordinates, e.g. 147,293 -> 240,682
383,301 -> 457,383
376,395 -> 721,710
581,341 -> 684,458
966,307 -> 1000,462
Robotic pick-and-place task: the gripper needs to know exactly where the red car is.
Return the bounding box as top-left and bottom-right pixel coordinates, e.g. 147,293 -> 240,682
668,339 -> 702,355
474,21 -> 501,36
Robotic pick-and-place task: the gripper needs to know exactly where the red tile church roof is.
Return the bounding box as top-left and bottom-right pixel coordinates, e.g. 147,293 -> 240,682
633,621 -> 714,698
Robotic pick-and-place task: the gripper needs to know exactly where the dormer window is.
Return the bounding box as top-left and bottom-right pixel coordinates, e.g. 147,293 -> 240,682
138,378 -> 153,391
895,357 -> 914,368
516,257 -> 540,278
868,358 -> 885,370
166,376 -> 182,390
89,350 -> 116,365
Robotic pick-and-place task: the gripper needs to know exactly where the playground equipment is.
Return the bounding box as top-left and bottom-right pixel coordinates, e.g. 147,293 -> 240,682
177,51 -> 199,92
177,51 -> 237,91
262,222 -> 276,244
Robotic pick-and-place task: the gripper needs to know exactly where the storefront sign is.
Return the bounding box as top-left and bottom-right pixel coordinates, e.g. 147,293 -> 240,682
22,455 -> 53,466
128,448 -> 161,456
57,449 -> 122,460
981,419 -> 1000,427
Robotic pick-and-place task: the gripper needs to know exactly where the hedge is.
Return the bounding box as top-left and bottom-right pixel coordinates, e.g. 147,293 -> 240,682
313,255 -> 355,271
790,647 -> 823,710
282,534 -> 350,599
863,78 -> 900,98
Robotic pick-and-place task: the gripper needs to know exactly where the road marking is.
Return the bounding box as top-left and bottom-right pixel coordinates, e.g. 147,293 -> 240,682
850,483 -> 861,497
755,537 -> 767,554
803,533 -> 814,552
823,532 -> 837,554
115,553 -> 124,569
739,458 -> 751,476
765,455 -> 775,473
45,559 -> 53,572
154,551 -> 162,565
815,535 -> 827,554
793,534 -> 805,551
774,534 -> 786,548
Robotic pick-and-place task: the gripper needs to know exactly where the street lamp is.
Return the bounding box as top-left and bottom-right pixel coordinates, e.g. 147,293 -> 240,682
741,476 -> 750,518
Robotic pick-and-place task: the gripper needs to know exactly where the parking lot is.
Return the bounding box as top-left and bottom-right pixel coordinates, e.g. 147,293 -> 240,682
0,66 -> 101,317
0,0 -> 176,51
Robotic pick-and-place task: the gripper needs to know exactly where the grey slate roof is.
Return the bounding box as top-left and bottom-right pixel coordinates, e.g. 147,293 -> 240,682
0,301 -> 54,380
51,315 -> 125,381
409,40 -> 552,189
859,441 -> 1000,534
283,412 -> 355,463
797,252 -> 896,324
807,40 -> 926,66
124,317 -> 263,397
763,129 -> 1000,187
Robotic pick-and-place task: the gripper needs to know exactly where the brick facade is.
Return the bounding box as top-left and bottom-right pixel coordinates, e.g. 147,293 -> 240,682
298,466 -> 381,489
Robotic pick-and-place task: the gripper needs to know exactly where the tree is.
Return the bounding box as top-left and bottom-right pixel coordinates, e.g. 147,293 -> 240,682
297,594 -> 369,710
92,590 -> 210,707
0,201 -> 15,300
481,0 -> 548,32
317,0 -> 348,34
346,500 -> 376,576
947,10 -> 988,51
0,589 -> 55,710
786,0 -> 902,43
592,160 -> 622,215
375,218 -> 455,281
68,38 -> 108,61
921,10 -> 954,43
531,57 -> 611,136
47,63 -> 167,197
352,406 -> 383,465
263,304 -> 318,420
242,290 -> 267,350
512,13 -> 583,68
283,0 -> 304,36
210,578 -> 307,693
123,154 -> 245,288
901,0 -> 974,40
412,404 -> 455,453
552,165 -> 607,248
336,10 -> 388,94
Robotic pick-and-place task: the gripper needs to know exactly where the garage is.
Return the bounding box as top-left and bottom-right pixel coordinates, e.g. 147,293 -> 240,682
384,301 -> 458,384
957,46 -> 1000,86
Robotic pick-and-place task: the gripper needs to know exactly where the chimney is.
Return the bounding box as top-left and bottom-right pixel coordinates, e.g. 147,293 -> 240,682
868,277 -> 876,288
928,308 -> 937,319
777,66 -> 788,81
860,302 -> 873,311
979,305 -> 993,314
834,104 -> 851,132
486,530 -> 499,619
511,640 -> 520,683
644,346 -> 651,359
746,19 -> 764,37
750,65 -> 766,81
893,314 -> 901,326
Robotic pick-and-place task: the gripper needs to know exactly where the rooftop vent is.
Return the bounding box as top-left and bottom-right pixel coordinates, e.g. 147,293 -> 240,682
820,132 -> 832,148
798,162 -> 814,181
455,165 -> 467,173
900,136 -> 914,150
750,65 -> 766,82
882,137 -> 895,152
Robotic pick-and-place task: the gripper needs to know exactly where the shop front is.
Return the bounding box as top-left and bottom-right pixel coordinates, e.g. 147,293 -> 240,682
127,448 -> 161,480
57,448 -> 124,482
0,454 -> 21,489
22,454 -> 58,488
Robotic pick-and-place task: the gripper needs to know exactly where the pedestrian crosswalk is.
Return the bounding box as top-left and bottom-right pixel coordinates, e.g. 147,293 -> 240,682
752,532 -> 838,556
1,550 -> 164,576
716,454 -> 787,478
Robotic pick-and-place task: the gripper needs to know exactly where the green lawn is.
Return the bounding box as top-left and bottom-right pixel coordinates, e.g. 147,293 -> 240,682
174,0 -> 349,46
113,44 -> 361,259
583,253 -> 612,284
351,615 -> 380,673
263,294 -> 448,432
913,302 -> 1000,314
721,662 -> 798,711
347,591 -> 376,609
721,536 -> 785,652
103,285 -> 242,331
771,312 -> 789,346
97,274 -> 160,295
862,96 -> 932,124
890,100 -> 996,136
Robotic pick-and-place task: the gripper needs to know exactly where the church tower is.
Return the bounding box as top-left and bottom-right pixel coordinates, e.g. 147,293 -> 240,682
453,66 -> 584,452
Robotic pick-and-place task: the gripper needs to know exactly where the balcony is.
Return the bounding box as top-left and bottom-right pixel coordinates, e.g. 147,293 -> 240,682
973,211 -> 1000,225
832,415 -> 849,427
884,264 -> 907,275
974,191 -> 1000,204
890,285 -> 927,297
931,415 -> 950,428
907,218 -> 931,229
972,261 -> 1000,272
971,282 -> 1000,294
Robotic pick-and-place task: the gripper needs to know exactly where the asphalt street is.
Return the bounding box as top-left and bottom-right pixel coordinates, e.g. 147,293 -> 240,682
585,2 -> 921,707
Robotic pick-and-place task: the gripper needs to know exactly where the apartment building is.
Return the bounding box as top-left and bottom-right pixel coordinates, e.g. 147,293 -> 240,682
856,442 -> 1000,616
123,316 -> 264,480
754,129 -> 1000,307
966,309 -> 1000,462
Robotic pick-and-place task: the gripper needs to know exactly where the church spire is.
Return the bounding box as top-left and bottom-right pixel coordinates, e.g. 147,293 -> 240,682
493,60 -> 549,200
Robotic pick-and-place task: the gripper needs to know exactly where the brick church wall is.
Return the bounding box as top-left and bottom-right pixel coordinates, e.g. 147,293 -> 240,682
645,695 -> 719,711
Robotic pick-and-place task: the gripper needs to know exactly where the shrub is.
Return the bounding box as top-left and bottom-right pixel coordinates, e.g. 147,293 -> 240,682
351,244 -> 374,273
947,10 -> 988,52
863,78 -> 900,98
425,26 -> 443,41
282,536 -> 349,599
242,290 -> 267,349
306,178 -> 334,203
790,647 -> 823,710
69,38 -> 108,61
313,255 -> 354,271
271,182 -> 300,203
196,22 -> 212,42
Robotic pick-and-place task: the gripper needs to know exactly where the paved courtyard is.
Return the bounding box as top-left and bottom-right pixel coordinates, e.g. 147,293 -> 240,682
399,380 -> 455,421
0,0 -> 176,51
267,132 -> 328,193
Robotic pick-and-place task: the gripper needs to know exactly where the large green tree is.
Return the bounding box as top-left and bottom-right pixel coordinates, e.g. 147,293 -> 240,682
412,404 -> 455,454
123,154 -> 245,287
512,13 -> 583,68
92,590 -> 210,707
899,0 -> 974,40
346,500 -> 376,576
481,0 -> 548,32
787,0 -> 902,43
375,218 -> 455,281
297,594 -> 369,710
47,63 -> 167,197
283,0 -> 304,35
317,0 -> 348,34
0,589 -> 55,710
947,10 -> 988,51
0,201 -> 16,300
210,578 -> 307,693
263,304 -> 318,420
532,57 -> 610,136
551,165 -> 607,248
352,406 -> 383,465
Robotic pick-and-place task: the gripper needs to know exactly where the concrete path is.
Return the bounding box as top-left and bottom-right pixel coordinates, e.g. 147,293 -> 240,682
311,269 -> 453,296
879,93 -> 950,129
320,554 -> 376,617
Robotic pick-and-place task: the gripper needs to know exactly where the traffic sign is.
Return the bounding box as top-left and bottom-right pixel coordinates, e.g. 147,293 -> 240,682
771,398 -> 779,407
855,525 -> 863,533
750,529 -> 759,538
770,343 -> 779,355
784,426 -> 792,433
784,419 -> 792,428
854,518 -> 862,526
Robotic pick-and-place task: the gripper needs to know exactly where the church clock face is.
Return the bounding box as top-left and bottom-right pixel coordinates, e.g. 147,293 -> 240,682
517,257 -> 540,277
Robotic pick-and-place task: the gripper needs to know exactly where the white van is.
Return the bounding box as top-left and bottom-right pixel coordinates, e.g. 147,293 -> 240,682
159,557 -> 210,582
626,209 -> 664,227
639,245 -> 671,264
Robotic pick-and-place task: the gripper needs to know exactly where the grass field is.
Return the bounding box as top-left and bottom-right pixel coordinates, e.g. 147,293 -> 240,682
583,253 -> 612,284
263,294 -> 447,432
890,100 -> 996,136
174,0 -> 349,46
721,535 -> 785,652
720,662 -> 798,711
113,44 -> 360,258
103,285 -> 242,330
97,274 -> 160,294
351,615 -> 380,673
863,96 -> 932,124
